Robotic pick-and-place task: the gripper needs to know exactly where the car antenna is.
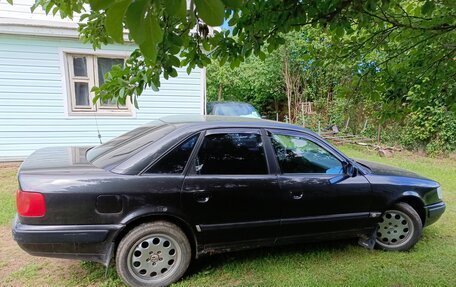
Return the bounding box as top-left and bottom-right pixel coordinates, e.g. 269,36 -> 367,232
94,113 -> 103,144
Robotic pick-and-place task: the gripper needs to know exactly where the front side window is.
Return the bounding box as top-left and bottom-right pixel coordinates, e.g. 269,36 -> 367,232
147,134 -> 199,174
65,53 -> 130,115
270,133 -> 343,174
196,133 -> 268,175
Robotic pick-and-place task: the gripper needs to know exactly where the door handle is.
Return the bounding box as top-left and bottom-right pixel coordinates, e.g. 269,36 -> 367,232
195,196 -> 210,203
290,191 -> 303,200
192,191 -> 210,203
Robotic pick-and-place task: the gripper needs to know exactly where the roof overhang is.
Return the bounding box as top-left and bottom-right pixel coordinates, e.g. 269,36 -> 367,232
0,17 -> 79,38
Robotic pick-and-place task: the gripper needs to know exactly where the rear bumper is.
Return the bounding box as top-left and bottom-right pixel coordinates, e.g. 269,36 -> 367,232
12,216 -> 124,265
424,201 -> 446,227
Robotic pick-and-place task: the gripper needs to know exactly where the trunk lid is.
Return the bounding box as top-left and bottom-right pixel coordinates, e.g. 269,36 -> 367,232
19,146 -> 98,174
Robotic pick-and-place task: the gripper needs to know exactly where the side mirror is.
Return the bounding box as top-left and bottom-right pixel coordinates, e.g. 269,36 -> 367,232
343,162 -> 357,177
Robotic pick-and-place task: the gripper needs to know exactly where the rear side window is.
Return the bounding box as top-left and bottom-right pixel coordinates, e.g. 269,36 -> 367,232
196,133 -> 268,175
87,121 -> 176,170
147,134 -> 199,174
270,133 -> 343,174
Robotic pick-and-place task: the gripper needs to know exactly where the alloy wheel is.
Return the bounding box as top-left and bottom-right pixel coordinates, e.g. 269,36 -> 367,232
376,209 -> 414,248
127,234 -> 181,283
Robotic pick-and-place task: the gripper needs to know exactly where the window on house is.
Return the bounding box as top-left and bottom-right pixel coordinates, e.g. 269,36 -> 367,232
65,53 -> 131,115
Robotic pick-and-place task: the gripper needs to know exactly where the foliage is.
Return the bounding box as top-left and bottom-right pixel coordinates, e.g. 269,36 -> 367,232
4,0 -> 455,152
206,50 -> 284,118
207,17 -> 456,153
4,0 -> 453,109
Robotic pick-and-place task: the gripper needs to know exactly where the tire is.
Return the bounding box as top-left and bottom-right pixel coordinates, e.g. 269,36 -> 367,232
375,202 -> 422,251
116,221 -> 191,287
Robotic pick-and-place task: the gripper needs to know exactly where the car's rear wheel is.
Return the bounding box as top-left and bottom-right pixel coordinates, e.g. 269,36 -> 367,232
116,221 -> 191,287
375,202 -> 422,251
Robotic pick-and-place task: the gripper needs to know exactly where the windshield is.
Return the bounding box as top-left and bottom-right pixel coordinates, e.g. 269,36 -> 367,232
87,120 -> 175,168
212,103 -> 261,118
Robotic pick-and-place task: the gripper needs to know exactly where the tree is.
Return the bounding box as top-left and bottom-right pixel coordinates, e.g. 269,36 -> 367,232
207,25 -> 456,153
5,0 -> 454,107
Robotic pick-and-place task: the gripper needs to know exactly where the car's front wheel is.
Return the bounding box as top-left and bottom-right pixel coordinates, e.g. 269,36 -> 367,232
375,202 -> 422,251
116,221 -> 191,287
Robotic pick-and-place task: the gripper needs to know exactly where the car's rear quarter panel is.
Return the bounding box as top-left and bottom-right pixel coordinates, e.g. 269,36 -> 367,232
18,171 -> 187,226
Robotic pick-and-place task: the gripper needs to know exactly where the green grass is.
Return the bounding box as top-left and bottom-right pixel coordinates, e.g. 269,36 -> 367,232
0,164 -> 18,225
0,146 -> 455,286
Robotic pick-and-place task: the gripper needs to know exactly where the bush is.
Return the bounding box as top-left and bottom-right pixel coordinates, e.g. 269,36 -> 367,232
401,106 -> 456,154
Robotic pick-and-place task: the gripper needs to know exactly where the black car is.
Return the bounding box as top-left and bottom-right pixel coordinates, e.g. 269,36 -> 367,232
13,115 -> 445,287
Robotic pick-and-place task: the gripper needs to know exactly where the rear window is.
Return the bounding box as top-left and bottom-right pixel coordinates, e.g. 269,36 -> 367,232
87,120 -> 175,168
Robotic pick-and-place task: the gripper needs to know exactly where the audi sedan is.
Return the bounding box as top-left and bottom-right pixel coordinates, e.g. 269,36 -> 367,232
13,115 -> 445,287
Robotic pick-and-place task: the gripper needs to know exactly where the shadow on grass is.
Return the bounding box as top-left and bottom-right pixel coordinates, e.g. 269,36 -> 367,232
184,238 -> 358,279
80,238 -> 360,286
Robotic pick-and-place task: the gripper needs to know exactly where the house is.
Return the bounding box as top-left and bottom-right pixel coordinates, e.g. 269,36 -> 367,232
0,1 -> 206,161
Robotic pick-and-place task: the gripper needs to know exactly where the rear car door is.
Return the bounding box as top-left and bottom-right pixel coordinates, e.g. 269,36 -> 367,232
266,129 -> 376,243
181,128 -> 281,248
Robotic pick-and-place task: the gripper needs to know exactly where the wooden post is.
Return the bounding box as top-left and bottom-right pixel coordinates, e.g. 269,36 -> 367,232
217,83 -> 223,101
361,119 -> 368,133
344,117 -> 350,130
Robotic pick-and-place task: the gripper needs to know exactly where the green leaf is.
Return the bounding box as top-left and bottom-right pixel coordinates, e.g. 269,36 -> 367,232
139,15 -> 163,62
169,68 -> 178,77
7,0 -> 13,5
222,0 -> 242,9
194,0 -> 225,26
105,0 -> 131,43
258,51 -> 266,61
421,1 -> 435,15
89,0 -> 113,11
365,0 -> 377,11
168,55 -> 181,67
126,0 -> 149,45
164,0 -> 186,19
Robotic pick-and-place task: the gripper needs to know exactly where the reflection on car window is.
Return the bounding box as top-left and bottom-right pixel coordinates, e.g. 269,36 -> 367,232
147,134 -> 199,174
196,133 -> 267,175
270,133 -> 343,174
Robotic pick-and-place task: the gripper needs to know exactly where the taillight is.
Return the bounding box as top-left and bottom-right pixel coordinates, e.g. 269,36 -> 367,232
16,190 -> 46,217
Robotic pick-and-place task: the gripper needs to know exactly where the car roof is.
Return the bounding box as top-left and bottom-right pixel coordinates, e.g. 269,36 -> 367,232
158,115 -> 315,134
207,101 -> 255,106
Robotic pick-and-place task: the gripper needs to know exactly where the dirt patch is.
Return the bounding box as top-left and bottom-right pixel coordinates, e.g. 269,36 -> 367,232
0,225 -> 84,286
0,162 -> 21,169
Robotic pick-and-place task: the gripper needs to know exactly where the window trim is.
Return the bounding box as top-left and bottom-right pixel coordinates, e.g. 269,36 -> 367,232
266,129 -> 347,175
60,48 -> 134,117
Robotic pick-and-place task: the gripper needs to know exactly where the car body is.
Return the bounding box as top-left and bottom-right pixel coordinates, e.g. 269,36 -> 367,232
12,115 -> 445,286
206,101 -> 261,118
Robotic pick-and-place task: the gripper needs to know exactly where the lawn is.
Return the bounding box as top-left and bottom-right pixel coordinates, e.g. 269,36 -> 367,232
0,145 -> 455,286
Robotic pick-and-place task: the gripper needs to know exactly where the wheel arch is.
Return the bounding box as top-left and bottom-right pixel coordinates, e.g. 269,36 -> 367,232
113,213 -> 199,260
392,195 -> 426,226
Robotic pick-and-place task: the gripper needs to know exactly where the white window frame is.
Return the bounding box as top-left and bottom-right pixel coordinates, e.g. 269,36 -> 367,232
61,49 -> 134,117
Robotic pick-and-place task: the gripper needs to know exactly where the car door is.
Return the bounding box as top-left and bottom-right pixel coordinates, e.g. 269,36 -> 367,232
265,129 -> 376,243
181,128 -> 281,247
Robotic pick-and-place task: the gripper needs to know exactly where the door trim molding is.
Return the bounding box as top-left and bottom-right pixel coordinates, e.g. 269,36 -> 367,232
281,212 -> 370,225
199,212 -> 373,231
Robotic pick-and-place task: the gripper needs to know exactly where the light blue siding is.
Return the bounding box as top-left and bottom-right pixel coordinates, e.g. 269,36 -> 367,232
0,34 -> 203,160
